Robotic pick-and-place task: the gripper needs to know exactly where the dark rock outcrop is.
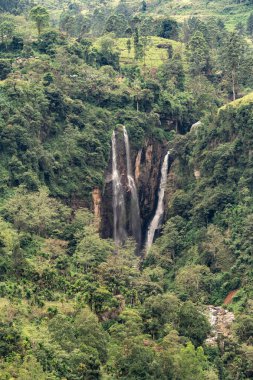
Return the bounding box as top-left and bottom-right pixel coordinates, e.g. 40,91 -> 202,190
100,129 -> 169,247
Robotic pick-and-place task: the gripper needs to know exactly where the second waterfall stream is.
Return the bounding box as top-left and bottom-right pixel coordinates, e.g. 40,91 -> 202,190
146,151 -> 170,251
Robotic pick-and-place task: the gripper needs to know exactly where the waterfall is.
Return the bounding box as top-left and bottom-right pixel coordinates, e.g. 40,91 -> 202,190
123,127 -> 142,248
146,151 -> 170,251
112,131 -> 127,246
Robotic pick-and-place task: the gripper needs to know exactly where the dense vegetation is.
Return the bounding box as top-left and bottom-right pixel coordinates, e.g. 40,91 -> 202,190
0,0 -> 253,379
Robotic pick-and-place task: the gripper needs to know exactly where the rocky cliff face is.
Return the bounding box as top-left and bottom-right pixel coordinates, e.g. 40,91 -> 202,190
137,140 -> 169,233
100,131 -> 169,246
92,188 -> 102,229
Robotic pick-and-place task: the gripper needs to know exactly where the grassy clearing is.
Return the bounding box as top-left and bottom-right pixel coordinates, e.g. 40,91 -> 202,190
118,36 -> 184,67
94,36 -> 184,67
220,92 -> 253,110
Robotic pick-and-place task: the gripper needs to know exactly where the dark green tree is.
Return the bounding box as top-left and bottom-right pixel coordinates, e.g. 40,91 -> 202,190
127,38 -> 131,57
142,0 -> 147,12
187,31 -> 211,76
247,12 -> 253,36
159,18 -> 179,40
0,60 -> 12,80
222,32 -> 246,100
104,14 -> 128,37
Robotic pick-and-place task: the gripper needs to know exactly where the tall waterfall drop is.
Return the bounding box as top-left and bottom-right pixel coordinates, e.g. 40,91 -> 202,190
123,127 -> 142,248
146,151 -> 170,251
112,131 -> 127,246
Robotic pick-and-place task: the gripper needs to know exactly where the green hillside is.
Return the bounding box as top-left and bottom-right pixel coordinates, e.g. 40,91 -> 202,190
0,0 -> 253,379
148,0 -> 251,27
109,0 -> 253,29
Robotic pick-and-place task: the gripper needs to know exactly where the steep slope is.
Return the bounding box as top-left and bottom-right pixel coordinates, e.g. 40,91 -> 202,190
152,93 -> 253,305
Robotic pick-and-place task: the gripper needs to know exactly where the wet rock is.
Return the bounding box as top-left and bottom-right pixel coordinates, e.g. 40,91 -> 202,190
135,149 -> 142,182
92,188 -> 102,229
100,132 -> 168,247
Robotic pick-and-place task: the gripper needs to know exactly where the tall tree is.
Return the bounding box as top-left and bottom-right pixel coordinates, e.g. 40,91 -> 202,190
187,31 -> 211,76
133,27 -> 143,61
142,0 -> 147,12
222,32 -> 246,100
30,5 -> 49,35
127,38 -> 131,58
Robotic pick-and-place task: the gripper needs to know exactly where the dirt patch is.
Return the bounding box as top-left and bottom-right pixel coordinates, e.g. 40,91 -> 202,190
224,289 -> 239,305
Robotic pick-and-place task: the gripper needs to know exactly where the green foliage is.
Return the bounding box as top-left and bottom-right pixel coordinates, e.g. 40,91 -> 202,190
247,13 -> 253,35
187,31 -> 211,76
0,322 -> 22,357
178,301 -> 210,346
234,314 -> 253,343
0,2 -> 252,379
104,14 -> 128,37
158,18 -> 179,40
176,342 -> 208,380
0,59 -> 12,80
221,32 -> 249,100
2,187 -> 71,236
142,293 -> 181,338
0,19 -> 15,47
0,0 -> 31,14
30,6 -> 50,35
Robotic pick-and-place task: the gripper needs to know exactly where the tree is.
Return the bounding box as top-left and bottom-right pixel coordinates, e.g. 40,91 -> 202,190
113,337 -> 163,379
48,308 -> 108,378
200,225 -> 233,271
30,5 -> 49,35
0,322 -> 22,357
159,18 -> 179,40
2,187 -> 71,236
133,27 -> 144,61
222,32 -> 246,100
176,265 -> 213,302
104,14 -> 128,37
235,314 -> 253,342
235,21 -> 245,36
142,0 -> 147,12
0,355 -> 47,380
97,35 -> 120,69
187,31 -> 211,76
0,0 -> 30,14
158,53 -> 185,90
247,12 -> 253,36
0,19 -> 15,48
140,35 -> 151,66
75,226 -> 114,272
0,60 -> 12,80
126,38 -> 131,58
177,342 -> 208,380
178,301 -> 210,346
142,293 -> 181,339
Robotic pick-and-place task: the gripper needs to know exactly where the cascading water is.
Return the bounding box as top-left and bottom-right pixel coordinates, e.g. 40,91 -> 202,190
112,130 -> 127,247
145,151 -> 170,251
123,127 -> 142,248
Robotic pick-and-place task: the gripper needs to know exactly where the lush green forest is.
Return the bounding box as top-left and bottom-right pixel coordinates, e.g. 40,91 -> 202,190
0,0 -> 253,379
